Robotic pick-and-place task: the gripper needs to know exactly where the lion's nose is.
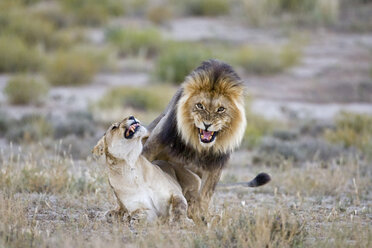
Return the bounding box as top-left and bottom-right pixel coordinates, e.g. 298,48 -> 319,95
203,122 -> 212,131
129,116 -> 135,121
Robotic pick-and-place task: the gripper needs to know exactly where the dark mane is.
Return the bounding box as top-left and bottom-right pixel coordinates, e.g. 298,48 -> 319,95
193,59 -> 243,90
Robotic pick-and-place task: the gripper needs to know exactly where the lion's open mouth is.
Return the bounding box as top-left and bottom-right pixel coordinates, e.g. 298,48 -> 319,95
198,128 -> 218,143
125,122 -> 140,139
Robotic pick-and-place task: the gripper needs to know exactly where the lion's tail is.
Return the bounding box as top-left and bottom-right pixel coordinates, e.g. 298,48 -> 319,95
217,172 -> 271,188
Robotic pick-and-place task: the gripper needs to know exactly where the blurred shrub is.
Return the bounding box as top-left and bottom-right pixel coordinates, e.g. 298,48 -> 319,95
123,0 -> 148,16
31,3 -> 72,28
154,43 -> 211,84
0,36 -> 44,72
243,109 -> 276,149
0,112 -> 11,136
242,0 -> 279,26
254,136 -> 345,165
53,111 -> 97,139
5,75 -> 49,105
146,5 -> 173,24
234,43 -> 301,75
181,0 -> 230,16
325,112 -> 372,155
16,0 -> 43,5
4,12 -> 56,47
46,52 -> 99,86
277,0 -> 316,12
62,0 -> 125,26
46,29 -> 85,50
5,115 -> 53,143
97,86 -> 175,112
242,0 -> 339,26
105,27 -> 163,57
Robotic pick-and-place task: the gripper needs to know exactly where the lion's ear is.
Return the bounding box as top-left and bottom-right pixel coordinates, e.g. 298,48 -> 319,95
92,137 -> 105,158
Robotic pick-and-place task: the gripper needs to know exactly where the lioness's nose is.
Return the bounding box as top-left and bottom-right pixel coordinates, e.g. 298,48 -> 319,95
129,116 -> 135,121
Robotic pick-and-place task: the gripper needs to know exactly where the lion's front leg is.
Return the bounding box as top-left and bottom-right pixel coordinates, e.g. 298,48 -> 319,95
187,168 -> 222,222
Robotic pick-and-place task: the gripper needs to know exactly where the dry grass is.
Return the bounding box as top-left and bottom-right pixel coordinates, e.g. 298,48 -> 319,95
325,112 -> 372,158
0,142 -> 370,248
5,75 -> 49,105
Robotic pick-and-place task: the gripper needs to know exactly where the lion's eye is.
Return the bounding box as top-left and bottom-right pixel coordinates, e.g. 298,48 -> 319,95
217,107 -> 225,113
196,103 -> 204,110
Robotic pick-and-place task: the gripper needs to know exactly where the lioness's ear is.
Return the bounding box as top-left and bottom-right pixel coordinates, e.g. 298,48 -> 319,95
92,137 -> 105,158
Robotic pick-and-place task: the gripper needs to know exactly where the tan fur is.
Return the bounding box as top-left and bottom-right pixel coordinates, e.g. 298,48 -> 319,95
93,116 -> 190,223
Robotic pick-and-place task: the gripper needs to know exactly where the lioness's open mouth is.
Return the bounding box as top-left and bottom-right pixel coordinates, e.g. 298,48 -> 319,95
198,128 -> 218,143
125,122 -> 140,139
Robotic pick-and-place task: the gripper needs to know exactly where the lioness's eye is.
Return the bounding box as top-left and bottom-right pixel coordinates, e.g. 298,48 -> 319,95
196,103 -> 204,110
217,107 -> 225,113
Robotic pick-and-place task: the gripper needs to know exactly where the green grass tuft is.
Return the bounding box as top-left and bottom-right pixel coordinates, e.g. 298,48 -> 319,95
154,43 -> 212,84
105,27 -> 163,57
146,5 -> 173,25
181,0 -> 230,16
5,75 -> 49,105
46,51 -> 99,86
62,0 -> 125,26
234,43 -> 301,75
5,115 -> 53,143
325,112 -> 372,157
242,97 -> 277,149
97,86 -> 175,112
0,36 -> 44,72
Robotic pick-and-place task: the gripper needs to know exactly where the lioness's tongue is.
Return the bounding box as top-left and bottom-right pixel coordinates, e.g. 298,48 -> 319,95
202,130 -> 212,140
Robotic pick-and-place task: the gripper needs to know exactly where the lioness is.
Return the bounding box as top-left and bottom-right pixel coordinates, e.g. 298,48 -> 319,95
93,116 -> 193,222
143,60 -> 270,221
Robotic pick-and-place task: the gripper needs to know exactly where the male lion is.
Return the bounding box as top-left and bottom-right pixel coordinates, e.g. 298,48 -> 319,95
143,59 -> 269,221
93,116 -> 195,222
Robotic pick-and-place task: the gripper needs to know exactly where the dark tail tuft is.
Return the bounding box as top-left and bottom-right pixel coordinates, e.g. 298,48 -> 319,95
217,172 -> 271,188
247,172 -> 271,187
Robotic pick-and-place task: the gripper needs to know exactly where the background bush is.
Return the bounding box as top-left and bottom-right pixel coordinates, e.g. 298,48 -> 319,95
97,86 -> 175,112
3,11 -> 55,48
105,27 -> 163,57
5,115 -> 53,143
5,75 -> 49,105
46,52 -> 98,86
325,112 -> 372,154
62,0 -> 125,26
0,36 -> 44,72
154,43 -> 211,84
181,0 -> 230,16
234,43 -> 301,75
